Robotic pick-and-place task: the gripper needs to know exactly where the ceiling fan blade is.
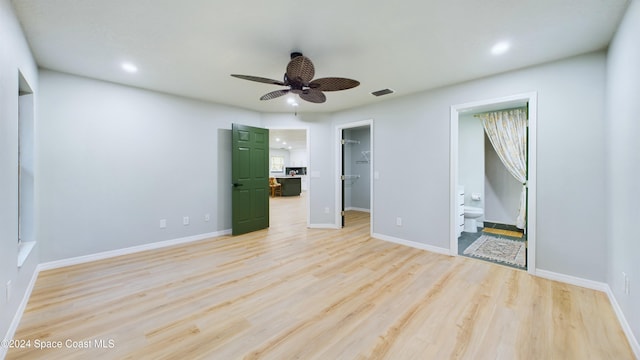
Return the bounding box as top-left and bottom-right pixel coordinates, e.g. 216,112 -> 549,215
231,74 -> 285,86
260,89 -> 289,100
309,77 -> 360,91
299,89 -> 326,103
286,56 -> 315,84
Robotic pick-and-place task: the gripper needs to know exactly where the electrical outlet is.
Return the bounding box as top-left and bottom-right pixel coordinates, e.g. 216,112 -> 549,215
183,216 -> 190,226
159,219 -> 167,228
623,273 -> 630,295
205,213 -> 210,222
396,217 -> 402,226
6,281 -> 12,302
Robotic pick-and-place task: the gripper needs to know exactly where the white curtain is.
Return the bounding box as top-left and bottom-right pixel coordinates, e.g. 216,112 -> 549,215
479,108 -> 528,229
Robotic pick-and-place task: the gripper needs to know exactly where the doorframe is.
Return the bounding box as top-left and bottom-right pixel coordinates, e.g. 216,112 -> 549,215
449,92 -> 537,275
335,119 -> 374,235
267,125 -> 311,227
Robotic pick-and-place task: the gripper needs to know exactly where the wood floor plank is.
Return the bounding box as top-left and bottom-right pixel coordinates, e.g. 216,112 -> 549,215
6,193 -> 634,359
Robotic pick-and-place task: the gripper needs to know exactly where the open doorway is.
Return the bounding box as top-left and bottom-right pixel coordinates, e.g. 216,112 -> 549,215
268,128 -> 309,227
335,120 -> 373,232
450,93 -> 537,274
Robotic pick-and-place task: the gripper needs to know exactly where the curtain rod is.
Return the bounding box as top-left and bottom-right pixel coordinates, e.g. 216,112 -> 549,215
472,105 -> 527,118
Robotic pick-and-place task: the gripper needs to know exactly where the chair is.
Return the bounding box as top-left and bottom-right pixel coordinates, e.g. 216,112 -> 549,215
269,177 -> 282,197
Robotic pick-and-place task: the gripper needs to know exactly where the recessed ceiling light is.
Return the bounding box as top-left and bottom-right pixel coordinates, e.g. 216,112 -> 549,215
288,146 -> 292,150
282,142 -> 287,145
287,97 -> 296,104
491,41 -> 510,56
121,62 -> 138,73
275,138 -> 280,142
291,102 -> 299,107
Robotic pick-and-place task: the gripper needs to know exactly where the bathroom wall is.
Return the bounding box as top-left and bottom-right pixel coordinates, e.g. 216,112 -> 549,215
458,114 -> 484,223
484,132 -> 522,225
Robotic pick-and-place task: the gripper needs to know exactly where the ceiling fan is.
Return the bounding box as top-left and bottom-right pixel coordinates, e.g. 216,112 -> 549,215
231,52 -> 360,104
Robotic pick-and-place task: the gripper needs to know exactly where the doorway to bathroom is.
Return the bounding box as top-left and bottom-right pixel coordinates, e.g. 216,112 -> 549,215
450,93 -> 537,274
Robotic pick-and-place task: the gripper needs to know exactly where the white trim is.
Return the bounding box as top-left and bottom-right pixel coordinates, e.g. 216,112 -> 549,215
308,223 -> 342,229
450,92 -> 537,275
345,207 -> 371,213
335,119 -> 374,236
38,230 -> 231,271
373,233 -> 450,256
606,286 -> 640,359
1,264 -> 39,360
535,269 -> 609,292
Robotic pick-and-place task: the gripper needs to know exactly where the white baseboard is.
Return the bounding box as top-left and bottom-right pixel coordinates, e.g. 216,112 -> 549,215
372,233 -> 450,256
345,207 -> 370,213
536,269 -> 639,357
39,229 -> 231,271
535,269 -> 609,292
1,265 -> 40,360
605,286 -> 640,359
307,223 -> 341,229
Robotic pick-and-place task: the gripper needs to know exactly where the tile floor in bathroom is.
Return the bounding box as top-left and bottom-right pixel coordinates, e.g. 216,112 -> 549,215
458,222 -> 527,270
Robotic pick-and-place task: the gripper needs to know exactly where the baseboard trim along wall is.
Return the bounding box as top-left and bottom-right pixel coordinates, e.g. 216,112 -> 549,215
308,223 -> 341,229
372,233 -> 450,256
1,266 -> 40,360
345,207 -> 371,213
606,286 -> 640,358
536,269 -> 639,357
38,229 -> 231,271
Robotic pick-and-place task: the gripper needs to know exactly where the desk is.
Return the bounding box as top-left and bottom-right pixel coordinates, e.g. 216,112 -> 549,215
275,177 -> 302,196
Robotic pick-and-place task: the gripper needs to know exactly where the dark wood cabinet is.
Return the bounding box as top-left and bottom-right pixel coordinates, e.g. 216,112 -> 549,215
276,177 -> 302,196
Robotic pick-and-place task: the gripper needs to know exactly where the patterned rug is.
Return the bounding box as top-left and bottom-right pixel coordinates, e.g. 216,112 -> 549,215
463,235 -> 526,268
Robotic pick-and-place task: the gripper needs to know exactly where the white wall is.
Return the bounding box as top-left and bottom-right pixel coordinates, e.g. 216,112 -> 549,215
331,52 -> 607,281
605,0 -> 640,348
484,133 -> 521,225
289,149 -> 307,167
37,70 -> 262,262
458,114 -> 484,221
0,0 -> 39,349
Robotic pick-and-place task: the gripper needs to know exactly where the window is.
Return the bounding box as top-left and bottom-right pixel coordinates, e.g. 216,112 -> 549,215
271,156 -> 284,172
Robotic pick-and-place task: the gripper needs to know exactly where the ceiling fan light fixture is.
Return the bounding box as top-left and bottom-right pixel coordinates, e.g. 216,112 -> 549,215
231,52 -> 359,104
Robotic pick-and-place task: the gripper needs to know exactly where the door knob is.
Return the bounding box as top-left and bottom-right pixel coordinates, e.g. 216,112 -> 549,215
233,183 -> 243,187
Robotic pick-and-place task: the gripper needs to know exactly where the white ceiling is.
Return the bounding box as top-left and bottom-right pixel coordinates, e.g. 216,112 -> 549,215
12,0 -> 629,113
269,129 -> 307,151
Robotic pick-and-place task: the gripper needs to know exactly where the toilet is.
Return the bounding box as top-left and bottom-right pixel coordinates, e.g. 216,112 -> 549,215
464,206 -> 484,233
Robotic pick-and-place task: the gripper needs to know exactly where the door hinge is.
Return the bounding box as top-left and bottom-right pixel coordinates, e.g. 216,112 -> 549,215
341,175 -> 345,180
341,211 -> 345,216
341,139 -> 345,145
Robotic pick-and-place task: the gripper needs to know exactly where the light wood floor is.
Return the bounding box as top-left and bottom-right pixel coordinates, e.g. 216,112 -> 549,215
7,193 -> 634,359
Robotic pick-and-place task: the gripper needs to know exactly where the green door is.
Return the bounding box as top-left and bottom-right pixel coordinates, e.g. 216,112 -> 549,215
232,124 -> 269,235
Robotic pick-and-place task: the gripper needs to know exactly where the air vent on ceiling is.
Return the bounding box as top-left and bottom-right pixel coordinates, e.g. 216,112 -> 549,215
371,88 -> 395,97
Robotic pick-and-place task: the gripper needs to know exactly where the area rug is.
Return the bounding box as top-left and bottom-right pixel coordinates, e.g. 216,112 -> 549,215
463,235 -> 526,268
